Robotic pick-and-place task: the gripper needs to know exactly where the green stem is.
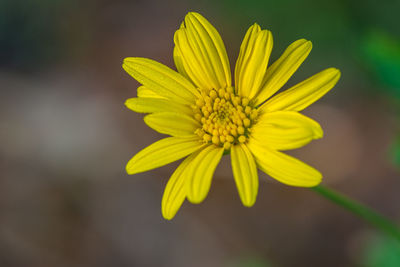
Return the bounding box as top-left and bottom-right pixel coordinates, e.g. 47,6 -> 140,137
312,185 -> 400,242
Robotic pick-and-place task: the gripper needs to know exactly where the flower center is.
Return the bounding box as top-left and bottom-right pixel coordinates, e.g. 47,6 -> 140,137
193,87 -> 258,150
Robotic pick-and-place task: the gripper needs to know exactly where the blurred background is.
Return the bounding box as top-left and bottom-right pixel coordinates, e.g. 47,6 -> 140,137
1,0 -> 400,266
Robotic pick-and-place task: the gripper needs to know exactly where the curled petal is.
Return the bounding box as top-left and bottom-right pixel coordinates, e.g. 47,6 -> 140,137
162,153 -> 198,220
251,111 -> 323,151
235,23 -> 261,90
185,145 -> 224,204
235,24 -> 273,99
174,12 -> 231,89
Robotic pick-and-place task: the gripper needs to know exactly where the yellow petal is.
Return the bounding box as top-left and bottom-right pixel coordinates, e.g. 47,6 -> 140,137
261,68 -> 341,112
137,86 -> 164,99
235,25 -> 273,99
126,136 -> 204,175
174,12 -> 231,89
162,153 -> 197,220
254,39 -> 312,106
231,144 -> 258,207
251,111 -> 323,151
185,12 -> 231,88
123,57 -> 199,105
174,31 -> 211,89
173,47 -> 191,82
125,97 -> 192,114
235,23 -> 260,91
144,112 -> 199,137
186,145 -> 224,203
248,140 -> 322,187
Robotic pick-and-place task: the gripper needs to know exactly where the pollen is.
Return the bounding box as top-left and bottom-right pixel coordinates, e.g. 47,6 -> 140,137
193,87 -> 258,150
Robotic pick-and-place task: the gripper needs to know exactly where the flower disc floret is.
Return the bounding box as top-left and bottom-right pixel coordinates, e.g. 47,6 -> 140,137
193,87 -> 258,150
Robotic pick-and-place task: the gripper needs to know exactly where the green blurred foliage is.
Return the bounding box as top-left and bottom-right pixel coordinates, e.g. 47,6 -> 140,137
228,254 -> 272,267
389,138 -> 400,168
361,234 -> 400,267
215,0 -> 353,60
360,30 -> 400,97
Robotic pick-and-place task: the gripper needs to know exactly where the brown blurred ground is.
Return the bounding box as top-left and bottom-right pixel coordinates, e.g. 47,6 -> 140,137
1,0 -> 399,266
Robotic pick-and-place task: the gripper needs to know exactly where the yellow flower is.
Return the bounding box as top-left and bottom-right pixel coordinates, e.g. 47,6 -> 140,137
122,12 -> 340,220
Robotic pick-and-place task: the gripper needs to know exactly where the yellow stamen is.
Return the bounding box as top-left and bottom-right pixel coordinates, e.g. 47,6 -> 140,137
193,87 -> 259,149
223,142 -> 231,150
238,135 -> 246,143
212,135 -> 220,145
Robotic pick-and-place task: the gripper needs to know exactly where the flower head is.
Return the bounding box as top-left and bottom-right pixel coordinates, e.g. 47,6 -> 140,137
123,12 -> 340,220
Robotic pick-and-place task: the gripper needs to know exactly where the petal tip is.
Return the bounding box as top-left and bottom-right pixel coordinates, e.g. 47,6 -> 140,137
294,38 -> 312,48
328,68 -> 342,84
251,22 -> 261,30
242,198 -> 256,207
260,29 -> 273,38
310,178 -> 323,187
125,154 -> 144,175
186,193 -> 205,204
295,39 -> 312,53
191,11 -> 202,16
298,39 -> 312,53
294,173 -> 323,188
314,125 -> 324,139
143,114 -> 153,126
125,163 -> 137,175
122,61 -> 131,72
334,68 -> 341,77
122,57 -> 140,73
124,98 -> 133,108
309,172 -> 323,187
123,57 -> 150,66
306,40 -> 312,49
162,209 -> 174,220
123,57 -> 136,65
186,11 -> 200,19
327,67 -> 341,76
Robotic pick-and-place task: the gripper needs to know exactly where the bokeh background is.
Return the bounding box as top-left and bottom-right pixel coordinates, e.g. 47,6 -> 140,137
1,0 -> 400,266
